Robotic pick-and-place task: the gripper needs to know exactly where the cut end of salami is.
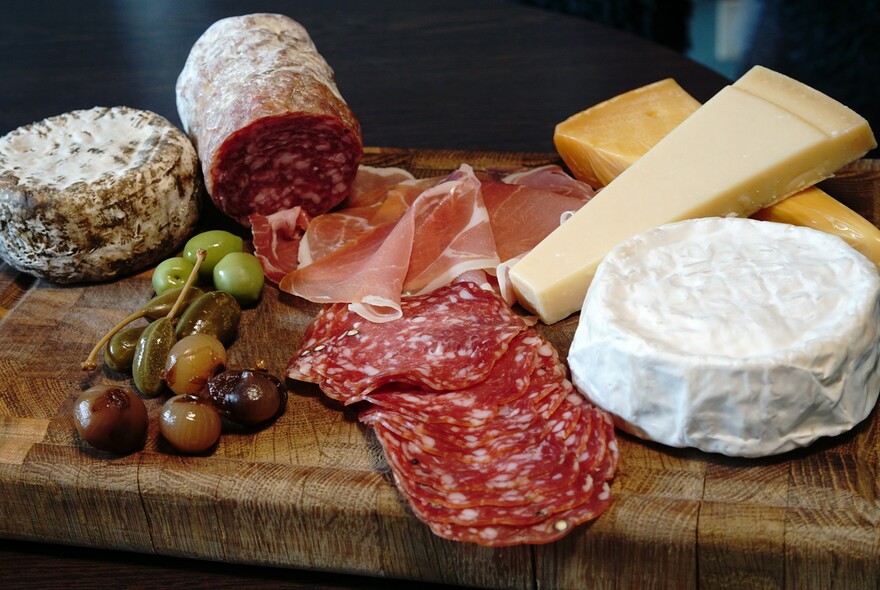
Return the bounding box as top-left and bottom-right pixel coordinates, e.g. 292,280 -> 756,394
176,13 -> 363,224
212,113 -> 361,221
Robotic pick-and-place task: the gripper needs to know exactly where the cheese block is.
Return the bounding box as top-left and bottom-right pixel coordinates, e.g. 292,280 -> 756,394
510,66 -> 876,324
554,78 -> 700,187
568,217 -> 880,457
555,77 -> 880,268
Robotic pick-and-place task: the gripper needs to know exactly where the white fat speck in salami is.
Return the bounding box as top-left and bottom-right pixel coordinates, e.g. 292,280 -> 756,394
0,106 -> 200,283
176,13 -> 362,224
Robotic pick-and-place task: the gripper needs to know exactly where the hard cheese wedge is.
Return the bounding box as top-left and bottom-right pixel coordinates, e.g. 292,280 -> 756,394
751,187 -> 880,266
510,66 -> 877,324
555,76 -> 880,268
554,78 -> 701,187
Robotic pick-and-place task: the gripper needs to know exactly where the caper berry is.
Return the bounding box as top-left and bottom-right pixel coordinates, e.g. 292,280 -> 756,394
205,368 -> 287,426
103,325 -> 146,373
132,317 -> 176,397
160,394 -> 222,454
175,290 -> 241,345
73,385 -> 148,454
142,285 -> 205,321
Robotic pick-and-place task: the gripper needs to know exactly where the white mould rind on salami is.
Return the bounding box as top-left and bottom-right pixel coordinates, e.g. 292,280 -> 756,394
568,217 -> 880,457
175,13 -> 362,224
0,106 -> 201,283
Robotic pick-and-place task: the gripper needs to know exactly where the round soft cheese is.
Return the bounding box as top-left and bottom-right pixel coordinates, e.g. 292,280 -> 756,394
568,217 -> 880,457
0,106 -> 201,283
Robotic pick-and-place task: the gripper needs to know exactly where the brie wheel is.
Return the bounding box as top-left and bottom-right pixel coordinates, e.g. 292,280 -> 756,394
568,217 -> 880,457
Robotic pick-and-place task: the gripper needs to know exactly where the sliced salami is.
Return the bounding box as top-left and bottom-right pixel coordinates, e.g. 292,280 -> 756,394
373,421 -> 581,497
424,480 -> 613,547
288,282 -> 527,403
362,332 -> 539,426
176,14 -> 362,224
290,274 -> 618,546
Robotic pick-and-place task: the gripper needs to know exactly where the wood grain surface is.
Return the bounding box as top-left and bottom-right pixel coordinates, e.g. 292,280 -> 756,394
1,149 -> 879,590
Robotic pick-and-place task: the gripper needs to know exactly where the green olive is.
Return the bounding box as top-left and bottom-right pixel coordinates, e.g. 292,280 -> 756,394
152,257 -> 196,295
175,291 -> 241,346
213,252 -> 265,306
103,325 -> 147,373
142,286 -> 206,321
132,317 -> 176,397
183,230 -> 244,282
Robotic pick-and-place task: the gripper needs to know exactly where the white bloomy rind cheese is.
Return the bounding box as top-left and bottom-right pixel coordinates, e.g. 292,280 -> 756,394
568,217 -> 880,457
510,66 -> 877,324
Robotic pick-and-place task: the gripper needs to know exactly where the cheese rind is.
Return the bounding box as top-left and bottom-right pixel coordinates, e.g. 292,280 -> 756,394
511,67 -> 876,324
568,217 -> 880,457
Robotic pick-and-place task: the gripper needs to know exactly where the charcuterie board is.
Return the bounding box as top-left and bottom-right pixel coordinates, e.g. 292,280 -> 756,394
1,147 -> 879,590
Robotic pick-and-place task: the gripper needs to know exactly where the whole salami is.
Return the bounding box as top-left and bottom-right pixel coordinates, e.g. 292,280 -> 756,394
176,13 -> 363,223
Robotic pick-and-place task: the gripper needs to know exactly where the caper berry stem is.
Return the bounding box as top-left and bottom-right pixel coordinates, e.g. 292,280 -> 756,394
80,308 -> 148,370
165,248 -> 207,320
80,248 -> 207,372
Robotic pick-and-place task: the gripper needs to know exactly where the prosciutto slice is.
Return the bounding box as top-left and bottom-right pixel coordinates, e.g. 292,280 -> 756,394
248,206 -> 311,284
254,162 -> 598,321
502,164 -> 596,200
281,165 -> 499,321
480,175 -> 592,262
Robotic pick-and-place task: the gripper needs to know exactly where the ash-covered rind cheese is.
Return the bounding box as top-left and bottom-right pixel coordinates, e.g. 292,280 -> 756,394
568,217 -> 880,457
0,106 -> 201,283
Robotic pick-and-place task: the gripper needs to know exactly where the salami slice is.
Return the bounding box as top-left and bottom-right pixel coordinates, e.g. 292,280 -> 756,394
424,480 -> 613,547
288,282 -> 527,402
176,14 -> 362,224
373,421 -> 581,497
362,332 -> 539,426
290,274 -> 618,546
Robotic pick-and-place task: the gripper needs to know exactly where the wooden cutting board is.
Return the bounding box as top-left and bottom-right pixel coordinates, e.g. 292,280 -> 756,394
1,148 -> 879,590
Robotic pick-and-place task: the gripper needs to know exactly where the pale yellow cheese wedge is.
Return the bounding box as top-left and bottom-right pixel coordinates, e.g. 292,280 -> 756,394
751,187 -> 880,265
554,78 -> 701,187
555,76 -> 880,268
511,66 -> 877,324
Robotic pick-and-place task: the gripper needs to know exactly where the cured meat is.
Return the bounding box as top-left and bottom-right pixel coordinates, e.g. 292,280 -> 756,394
290,280 -> 618,546
287,282 -> 527,403
0,106 -> 200,283
248,162 -> 596,321
403,166 -> 500,295
502,164 -> 597,200
342,165 -> 416,208
281,165 -> 499,321
423,480 -> 613,547
480,176 -> 592,262
298,182 -> 425,267
356,328 -> 618,546
176,14 -> 362,224
362,332 -> 541,427
249,206 -> 311,284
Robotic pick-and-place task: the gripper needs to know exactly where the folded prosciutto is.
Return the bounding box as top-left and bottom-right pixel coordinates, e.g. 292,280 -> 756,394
251,163 -> 596,321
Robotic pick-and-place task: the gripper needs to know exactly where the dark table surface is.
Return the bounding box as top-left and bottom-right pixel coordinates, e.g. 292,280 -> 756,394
0,1 -> 729,588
